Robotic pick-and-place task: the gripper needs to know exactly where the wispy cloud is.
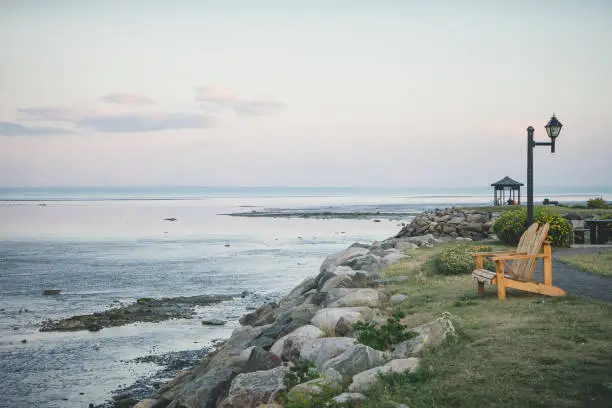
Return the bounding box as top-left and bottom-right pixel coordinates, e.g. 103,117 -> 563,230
0,121 -> 74,136
195,85 -> 285,117
77,113 -> 214,132
19,107 -> 213,133
99,93 -> 156,105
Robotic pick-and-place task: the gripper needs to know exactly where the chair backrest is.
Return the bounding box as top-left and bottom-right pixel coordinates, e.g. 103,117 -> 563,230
510,223 -> 550,280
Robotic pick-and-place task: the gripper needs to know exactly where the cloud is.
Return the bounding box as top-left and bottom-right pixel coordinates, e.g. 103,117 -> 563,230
19,107 -> 214,133
0,121 -> 74,136
195,85 -> 285,117
77,113 -> 214,132
19,107 -> 82,122
99,93 -> 156,105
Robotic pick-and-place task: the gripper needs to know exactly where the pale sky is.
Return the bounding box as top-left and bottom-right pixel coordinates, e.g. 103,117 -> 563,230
1,0 -> 611,187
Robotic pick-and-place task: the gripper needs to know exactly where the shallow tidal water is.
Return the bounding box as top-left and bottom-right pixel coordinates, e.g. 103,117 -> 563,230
0,193 -> 405,407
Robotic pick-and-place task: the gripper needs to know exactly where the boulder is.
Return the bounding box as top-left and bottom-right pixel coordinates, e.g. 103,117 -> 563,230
340,253 -> 384,273
201,318 -> 226,326
242,347 -> 281,373
381,251 -> 405,266
332,392 -> 366,404
310,307 -> 372,335
348,358 -> 420,392
320,245 -> 370,274
283,277 -> 316,301
133,399 -> 158,408
239,303 -> 277,327
270,325 -> 325,360
320,274 -> 357,292
286,375 -> 341,403
389,294 -> 407,304
331,289 -> 389,308
289,304 -> 320,325
390,320 -> 447,359
394,241 -> 418,251
154,325 -> 266,407
299,337 -> 357,368
321,344 -> 388,385
219,366 -> 289,408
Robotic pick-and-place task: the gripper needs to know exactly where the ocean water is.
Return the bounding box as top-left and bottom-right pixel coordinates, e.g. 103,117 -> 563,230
0,186 -> 609,407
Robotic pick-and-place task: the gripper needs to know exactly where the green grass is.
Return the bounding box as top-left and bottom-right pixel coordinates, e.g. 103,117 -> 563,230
465,205 -> 612,218
558,249 -> 612,278
357,248 -> 612,408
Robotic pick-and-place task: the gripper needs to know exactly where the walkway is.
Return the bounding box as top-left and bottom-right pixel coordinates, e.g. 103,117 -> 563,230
531,246 -> 612,303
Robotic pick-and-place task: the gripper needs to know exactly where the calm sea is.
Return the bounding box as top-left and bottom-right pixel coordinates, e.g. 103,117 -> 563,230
0,186 -> 609,407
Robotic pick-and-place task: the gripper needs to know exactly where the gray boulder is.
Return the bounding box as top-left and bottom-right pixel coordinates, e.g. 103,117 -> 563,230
348,358 -> 420,392
320,244 -> 370,274
219,366 -> 289,408
242,346 -> 281,373
283,277 -> 316,301
270,325 -> 325,360
299,337 -> 357,368
321,344 -> 388,385
239,303 -> 277,327
310,307 -> 372,336
390,320 -> 447,359
389,294 -> 407,304
331,289 -> 389,308
341,253 -> 384,273
333,392 -> 366,404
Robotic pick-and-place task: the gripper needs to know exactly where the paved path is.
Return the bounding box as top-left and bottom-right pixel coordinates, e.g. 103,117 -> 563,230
531,246 -> 612,303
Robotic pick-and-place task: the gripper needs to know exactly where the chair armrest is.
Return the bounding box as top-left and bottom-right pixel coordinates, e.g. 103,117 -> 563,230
491,253 -> 544,261
471,251 -> 525,257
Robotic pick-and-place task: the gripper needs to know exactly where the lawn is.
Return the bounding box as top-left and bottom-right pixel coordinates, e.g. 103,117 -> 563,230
558,249 -> 612,278
356,245 -> 612,408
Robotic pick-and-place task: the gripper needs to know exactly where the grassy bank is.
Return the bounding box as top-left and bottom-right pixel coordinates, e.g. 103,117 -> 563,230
558,249 -> 612,278
358,245 -> 612,408
465,205 -> 612,218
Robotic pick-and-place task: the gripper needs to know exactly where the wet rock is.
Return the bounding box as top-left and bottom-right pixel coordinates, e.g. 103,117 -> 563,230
202,318 -> 227,326
42,289 -> 61,295
246,336 -> 276,350
239,303 -> 278,327
40,294 -> 239,332
164,218 -> 177,221
133,399 -> 158,408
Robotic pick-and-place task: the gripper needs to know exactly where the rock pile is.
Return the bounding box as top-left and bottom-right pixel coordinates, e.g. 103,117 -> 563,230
136,240 -> 452,408
394,208 -> 500,241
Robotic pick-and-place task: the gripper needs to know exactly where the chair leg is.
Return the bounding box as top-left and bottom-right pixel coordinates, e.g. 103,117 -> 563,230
496,262 -> 506,300
478,281 -> 485,295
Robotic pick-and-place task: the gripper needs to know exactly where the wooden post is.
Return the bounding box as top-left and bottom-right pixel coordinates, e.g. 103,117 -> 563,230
496,261 -> 506,300
478,281 -> 485,294
543,241 -> 552,287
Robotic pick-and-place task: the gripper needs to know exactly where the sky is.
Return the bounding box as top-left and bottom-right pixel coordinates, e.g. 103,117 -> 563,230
0,0 -> 611,188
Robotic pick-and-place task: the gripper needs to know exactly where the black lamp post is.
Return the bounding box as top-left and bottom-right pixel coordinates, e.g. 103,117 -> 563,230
527,114 -> 563,225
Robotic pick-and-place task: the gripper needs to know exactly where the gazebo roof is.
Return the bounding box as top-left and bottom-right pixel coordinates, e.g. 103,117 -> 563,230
491,176 -> 524,187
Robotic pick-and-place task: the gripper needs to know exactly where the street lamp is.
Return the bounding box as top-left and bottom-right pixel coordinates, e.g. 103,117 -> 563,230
527,114 -> 563,225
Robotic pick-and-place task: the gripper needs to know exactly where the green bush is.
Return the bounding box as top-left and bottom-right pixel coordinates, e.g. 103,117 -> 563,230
587,197 -> 609,209
435,244 -> 494,275
352,311 -> 417,351
492,209 -> 527,246
283,360 -> 319,390
492,208 -> 572,247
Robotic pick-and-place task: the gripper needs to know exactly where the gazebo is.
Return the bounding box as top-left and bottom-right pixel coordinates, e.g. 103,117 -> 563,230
491,176 -> 524,206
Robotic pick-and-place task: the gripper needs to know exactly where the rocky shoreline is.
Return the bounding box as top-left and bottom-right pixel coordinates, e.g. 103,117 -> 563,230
40,294 -> 244,332
224,210 -> 419,220
122,209 -> 475,408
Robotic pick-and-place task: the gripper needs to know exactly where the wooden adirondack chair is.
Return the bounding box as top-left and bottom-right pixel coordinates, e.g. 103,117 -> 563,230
472,223 -> 566,300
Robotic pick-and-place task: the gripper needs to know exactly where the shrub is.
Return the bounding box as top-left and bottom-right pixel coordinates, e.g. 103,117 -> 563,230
587,197 -> 609,209
492,208 -> 572,247
493,208 -> 527,246
283,360 -> 319,390
535,208 -> 573,247
352,311 -> 417,351
435,244 -> 494,275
